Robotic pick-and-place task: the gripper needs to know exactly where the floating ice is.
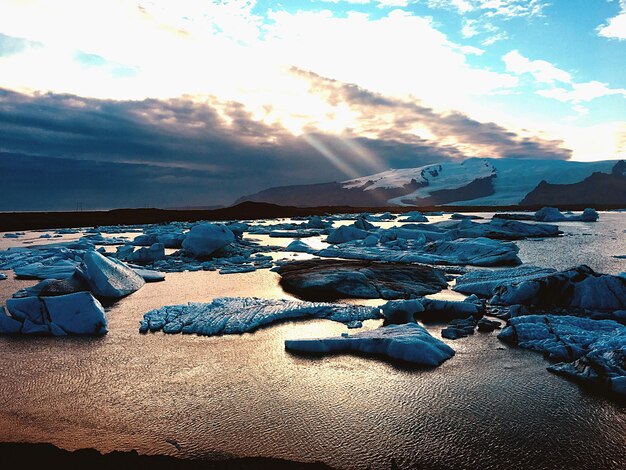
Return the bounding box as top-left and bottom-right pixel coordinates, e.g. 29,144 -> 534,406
450,218 -> 561,240
381,297 -> 484,324
499,315 -> 625,396
285,240 -> 317,253
326,226 -> 368,244
76,251 -> 145,299
277,259 -> 448,300
285,323 -> 455,366
535,207 -> 599,222
126,243 -> 166,263
399,211 -> 428,223
0,292 -> 107,336
454,266 -> 557,297
319,237 -> 521,266
491,265 -> 626,311
181,223 -> 235,258
139,297 -> 381,336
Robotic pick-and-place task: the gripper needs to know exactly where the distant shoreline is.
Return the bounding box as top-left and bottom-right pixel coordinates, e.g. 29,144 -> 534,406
0,201 -> 624,232
0,442 -> 333,469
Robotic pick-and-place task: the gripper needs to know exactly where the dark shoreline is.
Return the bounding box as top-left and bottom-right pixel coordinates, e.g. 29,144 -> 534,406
1,201 -> 624,232
0,442 -> 334,469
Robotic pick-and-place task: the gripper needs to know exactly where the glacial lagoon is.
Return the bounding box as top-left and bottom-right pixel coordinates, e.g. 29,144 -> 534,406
0,211 -> 624,469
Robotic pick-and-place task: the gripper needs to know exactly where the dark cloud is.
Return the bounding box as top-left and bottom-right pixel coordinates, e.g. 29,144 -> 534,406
0,88 -> 453,210
0,72 -> 573,210
292,68 -> 573,161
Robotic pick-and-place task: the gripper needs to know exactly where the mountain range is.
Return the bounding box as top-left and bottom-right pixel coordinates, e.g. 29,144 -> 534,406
238,158 -> 626,207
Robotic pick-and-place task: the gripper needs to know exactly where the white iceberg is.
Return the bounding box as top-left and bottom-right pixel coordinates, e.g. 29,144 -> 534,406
491,265 -> 626,311
76,251 -> 145,299
326,226 -> 368,244
285,323 -> 455,366
182,223 -> 235,257
454,266 -> 557,297
499,315 -> 625,396
139,297 -> 381,336
1,292 -> 107,336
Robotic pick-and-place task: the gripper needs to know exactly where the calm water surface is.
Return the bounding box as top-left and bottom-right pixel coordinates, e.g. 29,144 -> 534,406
0,213 -> 624,469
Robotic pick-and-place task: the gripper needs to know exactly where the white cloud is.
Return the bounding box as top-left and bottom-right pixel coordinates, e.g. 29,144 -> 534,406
503,50 -> 572,84
503,50 -> 626,108
537,81 -> 626,103
376,0 -> 409,7
427,0 -> 547,18
597,0 -> 626,40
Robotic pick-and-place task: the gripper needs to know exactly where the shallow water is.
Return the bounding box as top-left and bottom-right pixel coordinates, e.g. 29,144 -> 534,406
0,213 -> 625,469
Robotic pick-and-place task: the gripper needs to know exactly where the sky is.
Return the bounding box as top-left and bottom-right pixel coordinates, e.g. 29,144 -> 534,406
0,0 -> 624,210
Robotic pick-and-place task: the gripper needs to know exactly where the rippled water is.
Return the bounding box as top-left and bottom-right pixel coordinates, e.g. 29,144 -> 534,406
0,213 -> 625,469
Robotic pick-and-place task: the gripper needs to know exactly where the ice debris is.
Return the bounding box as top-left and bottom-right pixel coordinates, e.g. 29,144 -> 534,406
139,297 -> 381,336
498,315 -> 625,396
285,323 -> 455,366
0,292 -> 107,336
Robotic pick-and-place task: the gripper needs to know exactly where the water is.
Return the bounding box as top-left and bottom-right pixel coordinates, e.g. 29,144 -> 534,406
0,213 -> 624,469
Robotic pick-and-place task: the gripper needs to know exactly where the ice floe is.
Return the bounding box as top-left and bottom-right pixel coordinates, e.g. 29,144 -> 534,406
318,237 -> 521,266
498,315 -> 625,396
453,266 -> 558,297
76,251 -> 145,299
0,292 -> 107,336
534,207 -> 599,222
139,297 -> 381,336
181,223 -> 235,257
285,323 -> 455,366
277,259 -> 448,300
491,265 -> 626,311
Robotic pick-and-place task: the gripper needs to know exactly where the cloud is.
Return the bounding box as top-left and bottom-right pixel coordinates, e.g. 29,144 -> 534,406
503,50 -> 572,84
426,0 -> 547,18
0,76 -> 573,210
503,50 -> 626,106
0,32 -> 41,57
597,0 -> 626,40
293,68 -> 571,160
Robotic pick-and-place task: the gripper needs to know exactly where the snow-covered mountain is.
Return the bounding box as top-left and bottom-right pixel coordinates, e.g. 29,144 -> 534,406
238,158 -> 626,207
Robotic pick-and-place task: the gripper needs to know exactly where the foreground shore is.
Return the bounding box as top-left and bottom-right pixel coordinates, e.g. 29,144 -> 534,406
0,442 -> 333,469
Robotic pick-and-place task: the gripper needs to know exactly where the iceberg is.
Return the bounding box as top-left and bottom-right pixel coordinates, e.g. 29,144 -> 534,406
498,315 -> 625,396
326,226 -> 369,244
126,243 -> 165,263
491,265 -> 626,311
451,218 -> 561,240
139,297 -> 381,336
285,323 -> 455,366
381,297 -> 484,324
535,207 -> 599,222
318,237 -> 521,267
453,266 -> 557,297
76,251 -> 145,299
181,223 -> 235,258
1,292 -> 107,336
277,259 -> 448,301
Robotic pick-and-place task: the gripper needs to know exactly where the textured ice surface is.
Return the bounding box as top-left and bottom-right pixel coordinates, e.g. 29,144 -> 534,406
326,226 -> 369,244
320,237 -> 520,266
451,218 -> 561,240
454,266 -> 557,297
285,323 -> 455,366
0,292 -> 107,336
277,259 -> 448,300
535,207 -> 599,222
499,315 -> 625,395
182,223 -> 235,257
77,251 -> 145,299
139,297 -> 381,336
491,265 -> 626,311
